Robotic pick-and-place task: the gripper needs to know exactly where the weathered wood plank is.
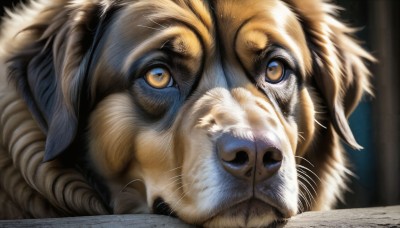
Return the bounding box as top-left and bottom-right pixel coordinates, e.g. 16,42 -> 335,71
285,205 -> 400,227
0,206 -> 399,227
0,214 -> 192,228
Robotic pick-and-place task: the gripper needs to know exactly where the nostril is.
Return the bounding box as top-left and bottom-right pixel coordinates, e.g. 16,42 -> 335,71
217,133 -> 256,180
227,151 -> 249,166
262,148 -> 283,168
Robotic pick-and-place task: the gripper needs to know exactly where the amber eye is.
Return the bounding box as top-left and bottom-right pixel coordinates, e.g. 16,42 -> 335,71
265,60 -> 285,83
145,67 -> 173,89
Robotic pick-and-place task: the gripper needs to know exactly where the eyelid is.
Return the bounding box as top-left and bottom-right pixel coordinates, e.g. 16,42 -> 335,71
127,52 -> 172,81
143,62 -> 172,74
261,46 -> 297,71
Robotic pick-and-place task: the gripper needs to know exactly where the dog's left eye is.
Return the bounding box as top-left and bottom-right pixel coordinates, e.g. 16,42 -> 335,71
145,67 -> 173,89
265,60 -> 285,83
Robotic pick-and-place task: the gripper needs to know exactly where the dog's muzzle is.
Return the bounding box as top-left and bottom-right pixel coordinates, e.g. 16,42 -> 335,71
213,130 -> 293,219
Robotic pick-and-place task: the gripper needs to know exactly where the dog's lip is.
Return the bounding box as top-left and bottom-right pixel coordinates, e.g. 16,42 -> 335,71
202,196 -> 290,225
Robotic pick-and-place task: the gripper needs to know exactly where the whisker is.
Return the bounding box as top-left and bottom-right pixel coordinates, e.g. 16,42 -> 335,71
167,174 -> 183,181
313,110 -> 327,114
160,39 -> 170,49
297,192 -> 306,213
299,181 -> 315,207
169,168 -> 204,212
120,179 -> 144,193
165,165 -> 183,174
295,156 -> 315,167
159,155 -> 210,215
297,164 -> 321,182
298,185 -> 311,210
298,174 -> 318,197
298,132 -> 305,142
161,176 -> 184,191
314,119 -> 327,129
297,169 -> 318,187
169,183 -> 191,210
168,185 -> 193,217
299,180 -> 316,204
301,192 -> 311,211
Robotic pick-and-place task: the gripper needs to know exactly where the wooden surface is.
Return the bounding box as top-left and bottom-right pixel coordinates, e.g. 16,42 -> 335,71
0,206 -> 399,227
285,205 -> 400,228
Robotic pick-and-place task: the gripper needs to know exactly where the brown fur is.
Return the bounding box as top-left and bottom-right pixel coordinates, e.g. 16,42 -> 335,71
0,0 -> 373,226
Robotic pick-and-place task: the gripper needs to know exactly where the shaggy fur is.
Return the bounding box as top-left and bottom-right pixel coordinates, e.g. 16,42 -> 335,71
0,0 -> 373,226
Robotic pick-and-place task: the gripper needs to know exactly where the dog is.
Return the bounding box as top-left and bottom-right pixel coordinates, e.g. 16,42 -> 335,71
0,0 -> 373,226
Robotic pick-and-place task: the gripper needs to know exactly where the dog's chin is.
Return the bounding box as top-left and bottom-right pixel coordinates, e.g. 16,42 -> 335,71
202,199 -> 288,227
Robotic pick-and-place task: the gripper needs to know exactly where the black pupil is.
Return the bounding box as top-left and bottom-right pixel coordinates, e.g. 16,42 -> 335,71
153,68 -> 165,77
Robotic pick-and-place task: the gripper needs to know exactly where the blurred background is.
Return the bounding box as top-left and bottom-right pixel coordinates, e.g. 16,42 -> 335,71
1,0 -> 399,209
335,0 -> 400,209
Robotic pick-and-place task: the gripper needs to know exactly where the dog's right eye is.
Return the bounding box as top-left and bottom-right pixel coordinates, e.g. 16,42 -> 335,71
144,67 -> 173,89
265,60 -> 285,83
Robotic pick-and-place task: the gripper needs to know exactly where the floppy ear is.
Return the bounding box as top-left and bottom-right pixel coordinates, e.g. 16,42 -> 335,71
6,2 -> 103,161
285,0 -> 374,149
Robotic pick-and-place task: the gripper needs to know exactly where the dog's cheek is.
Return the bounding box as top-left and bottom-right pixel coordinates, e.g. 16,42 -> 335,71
295,88 -> 316,157
88,93 -> 137,178
132,129 -> 177,199
134,130 -> 175,173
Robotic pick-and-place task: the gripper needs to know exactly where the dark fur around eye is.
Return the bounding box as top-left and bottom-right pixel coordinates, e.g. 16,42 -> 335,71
255,48 -> 300,117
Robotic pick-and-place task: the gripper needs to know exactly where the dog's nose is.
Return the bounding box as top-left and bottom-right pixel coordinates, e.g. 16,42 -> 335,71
217,133 -> 283,182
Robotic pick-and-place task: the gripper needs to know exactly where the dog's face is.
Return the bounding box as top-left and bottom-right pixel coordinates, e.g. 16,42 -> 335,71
5,0 -> 373,226
88,1 -> 309,225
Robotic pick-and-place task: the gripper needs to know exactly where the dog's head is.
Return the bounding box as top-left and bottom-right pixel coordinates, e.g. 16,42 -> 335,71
6,0 -> 373,226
